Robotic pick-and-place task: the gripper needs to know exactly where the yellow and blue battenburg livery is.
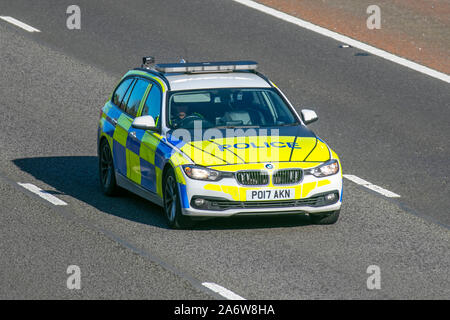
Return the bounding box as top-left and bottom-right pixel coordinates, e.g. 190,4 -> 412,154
98,59 -> 343,228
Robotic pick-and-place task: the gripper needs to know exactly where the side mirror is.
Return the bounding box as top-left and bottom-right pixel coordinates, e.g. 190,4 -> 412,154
132,115 -> 157,130
300,109 -> 318,125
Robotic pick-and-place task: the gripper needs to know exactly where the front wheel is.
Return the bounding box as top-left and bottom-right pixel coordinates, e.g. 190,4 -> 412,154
163,168 -> 193,229
99,139 -> 119,196
310,210 -> 340,225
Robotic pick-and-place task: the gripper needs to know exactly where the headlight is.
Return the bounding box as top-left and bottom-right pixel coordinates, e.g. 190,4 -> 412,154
306,160 -> 339,177
182,165 -> 224,181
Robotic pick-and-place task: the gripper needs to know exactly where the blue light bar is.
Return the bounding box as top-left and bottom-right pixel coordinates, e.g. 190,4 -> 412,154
154,60 -> 258,73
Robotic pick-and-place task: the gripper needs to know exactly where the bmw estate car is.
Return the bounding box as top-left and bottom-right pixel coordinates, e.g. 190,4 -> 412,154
98,58 -> 343,228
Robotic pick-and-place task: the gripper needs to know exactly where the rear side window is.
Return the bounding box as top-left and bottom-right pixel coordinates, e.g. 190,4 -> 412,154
124,79 -> 150,118
112,78 -> 133,107
142,84 -> 162,124
120,79 -> 136,112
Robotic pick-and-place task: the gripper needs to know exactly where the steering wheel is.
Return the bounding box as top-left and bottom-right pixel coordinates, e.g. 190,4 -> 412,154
179,114 -> 212,128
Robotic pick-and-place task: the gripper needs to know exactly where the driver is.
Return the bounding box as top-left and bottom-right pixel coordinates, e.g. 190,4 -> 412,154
172,104 -> 204,128
175,105 -> 188,121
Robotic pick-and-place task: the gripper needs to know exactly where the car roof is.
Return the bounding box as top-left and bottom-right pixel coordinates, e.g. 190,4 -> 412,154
164,72 -> 272,91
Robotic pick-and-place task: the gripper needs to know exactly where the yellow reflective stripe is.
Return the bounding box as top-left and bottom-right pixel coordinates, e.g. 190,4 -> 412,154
125,70 -> 166,92
140,131 -> 159,165
113,113 -> 132,147
169,151 -> 189,167
118,113 -> 132,130
204,184 -> 222,192
221,185 -> 240,201
137,83 -> 153,117
156,167 -> 163,197
181,136 -> 318,165
304,140 -> 330,162
289,137 -> 319,161
113,127 -> 127,147
301,182 -> 317,198
180,143 -> 228,166
139,133 -> 166,196
219,135 -> 294,164
317,179 -> 331,187
127,149 -> 141,184
174,166 -> 186,184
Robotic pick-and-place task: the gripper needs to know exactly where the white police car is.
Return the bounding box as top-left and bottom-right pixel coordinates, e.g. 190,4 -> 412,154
98,58 -> 342,228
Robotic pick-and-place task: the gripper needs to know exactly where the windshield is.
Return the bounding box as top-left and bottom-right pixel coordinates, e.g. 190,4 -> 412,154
166,88 -> 298,129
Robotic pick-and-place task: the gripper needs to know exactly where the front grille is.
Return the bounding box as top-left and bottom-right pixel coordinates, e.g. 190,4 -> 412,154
272,169 -> 303,185
236,171 -> 269,186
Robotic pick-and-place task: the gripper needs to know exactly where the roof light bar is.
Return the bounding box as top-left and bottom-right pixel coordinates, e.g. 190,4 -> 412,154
154,60 -> 258,73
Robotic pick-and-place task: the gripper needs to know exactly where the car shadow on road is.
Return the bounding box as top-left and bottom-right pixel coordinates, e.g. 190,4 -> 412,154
13,156 -> 312,230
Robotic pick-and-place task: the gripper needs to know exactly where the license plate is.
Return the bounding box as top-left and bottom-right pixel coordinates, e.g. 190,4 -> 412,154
246,189 -> 295,201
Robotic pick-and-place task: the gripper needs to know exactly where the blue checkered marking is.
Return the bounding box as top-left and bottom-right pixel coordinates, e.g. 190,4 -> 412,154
140,158 -> 157,193
112,140 -> 127,175
178,183 -> 189,209
126,129 -> 145,155
155,141 -> 174,169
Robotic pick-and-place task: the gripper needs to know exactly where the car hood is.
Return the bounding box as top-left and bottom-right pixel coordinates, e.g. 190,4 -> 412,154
166,125 -> 331,166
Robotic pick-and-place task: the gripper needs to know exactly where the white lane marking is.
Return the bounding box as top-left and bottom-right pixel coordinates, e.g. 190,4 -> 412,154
231,0 -> 450,83
343,175 -> 400,198
202,282 -> 246,300
18,183 -> 67,205
0,16 -> 41,32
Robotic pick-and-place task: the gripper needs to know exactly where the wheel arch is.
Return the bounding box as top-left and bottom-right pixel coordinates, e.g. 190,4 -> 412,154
98,133 -> 112,152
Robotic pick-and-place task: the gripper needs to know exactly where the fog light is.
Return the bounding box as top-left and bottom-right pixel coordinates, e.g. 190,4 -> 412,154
194,198 -> 206,207
325,193 -> 337,202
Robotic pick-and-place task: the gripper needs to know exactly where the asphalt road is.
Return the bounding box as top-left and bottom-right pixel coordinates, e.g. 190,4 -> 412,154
0,0 -> 449,299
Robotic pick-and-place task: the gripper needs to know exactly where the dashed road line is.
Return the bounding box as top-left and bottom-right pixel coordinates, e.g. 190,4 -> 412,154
0,16 -> 40,32
17,183 -> 67,205
343,174 -> 401,198
231,0 -> 450,83
202,282 -> 246,300
2,173 -> 224,300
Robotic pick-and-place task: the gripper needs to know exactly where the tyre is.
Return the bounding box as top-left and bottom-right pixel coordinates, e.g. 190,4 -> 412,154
163,168 -> 194,229
99,139 -> 119,196
310,210 -> 340,225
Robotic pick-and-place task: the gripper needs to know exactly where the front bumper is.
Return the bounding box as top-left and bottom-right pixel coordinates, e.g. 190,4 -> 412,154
179,168 -> 343,217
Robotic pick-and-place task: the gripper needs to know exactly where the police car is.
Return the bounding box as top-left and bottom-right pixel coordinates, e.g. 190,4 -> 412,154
98,58 -> 342,228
